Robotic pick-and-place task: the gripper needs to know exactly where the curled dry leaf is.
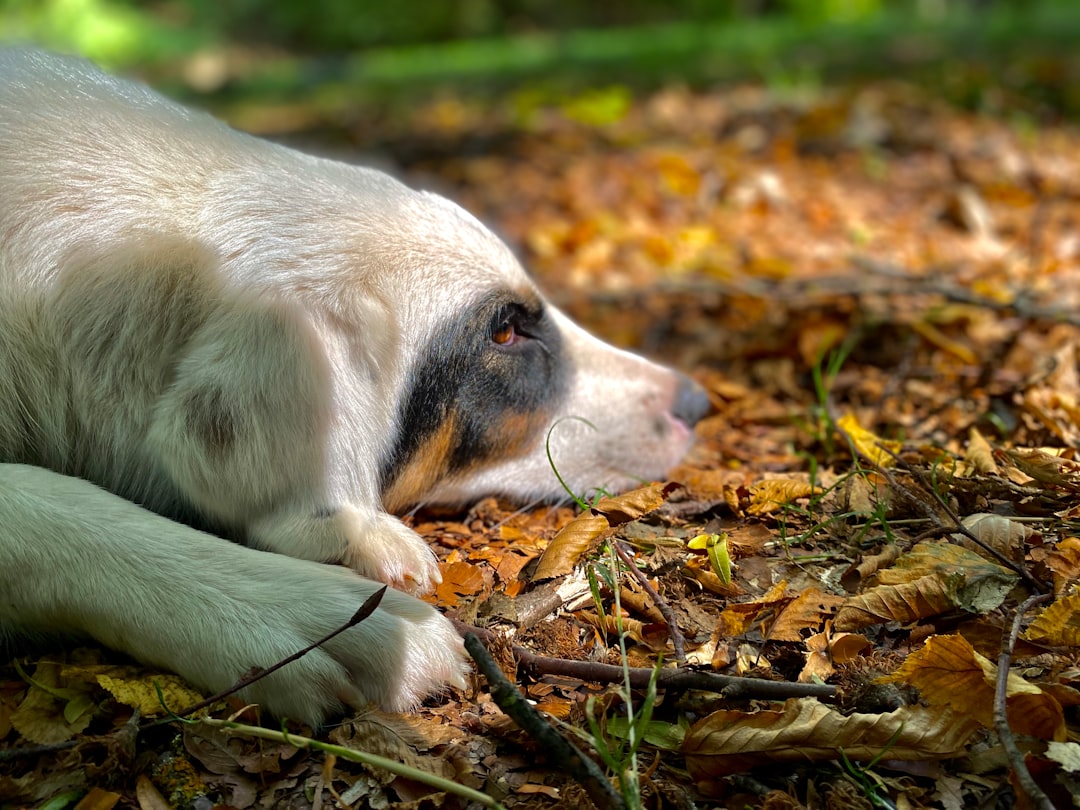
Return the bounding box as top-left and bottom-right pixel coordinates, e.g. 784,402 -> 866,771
531,482 -> 676,580
954,512 -> 1032,562
682,697 -> 980,777
962,426 -> 998,475
1001,447 -> 1080,491
1026,592 -> 1080,647
590,481 -> 677,525
833,574 -> 953,631
746,478 -> 822,516
531,514 -> 611,581
798,627 -> 871,683
835,412 -> 902,468
878,634 -> 1065,741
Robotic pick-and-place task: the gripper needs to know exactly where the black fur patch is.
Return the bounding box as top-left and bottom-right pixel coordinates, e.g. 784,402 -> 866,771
379,290 -> 565,496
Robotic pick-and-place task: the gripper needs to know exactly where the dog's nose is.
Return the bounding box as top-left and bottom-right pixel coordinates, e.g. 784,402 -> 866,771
672,374 -> 711,427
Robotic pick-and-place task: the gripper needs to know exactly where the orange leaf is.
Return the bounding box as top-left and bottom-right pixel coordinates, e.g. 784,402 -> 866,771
878,634 -> 1065,741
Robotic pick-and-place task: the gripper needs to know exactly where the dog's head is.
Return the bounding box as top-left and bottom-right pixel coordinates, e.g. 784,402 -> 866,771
307,177 -> 711,511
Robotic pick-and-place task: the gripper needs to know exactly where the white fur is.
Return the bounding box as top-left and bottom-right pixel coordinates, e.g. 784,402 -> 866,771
0,48 -> 699,725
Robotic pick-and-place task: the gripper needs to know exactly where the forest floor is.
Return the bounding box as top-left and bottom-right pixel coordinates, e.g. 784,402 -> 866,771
5,72 -> 1080,809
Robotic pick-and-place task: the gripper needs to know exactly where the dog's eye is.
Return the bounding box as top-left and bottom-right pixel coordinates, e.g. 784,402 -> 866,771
491,322 -> 517,346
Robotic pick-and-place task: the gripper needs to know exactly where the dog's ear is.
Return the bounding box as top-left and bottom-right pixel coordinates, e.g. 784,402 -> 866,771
146,289 -> 333,528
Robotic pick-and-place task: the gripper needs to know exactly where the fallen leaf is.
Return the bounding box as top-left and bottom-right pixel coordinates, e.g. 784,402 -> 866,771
531,513 -> 611,580
835,412 -> 902,468
1026,592 -> 1080,647
746,478 -> 822,515
682,697 -> 979,776
878,634 -> 1065,741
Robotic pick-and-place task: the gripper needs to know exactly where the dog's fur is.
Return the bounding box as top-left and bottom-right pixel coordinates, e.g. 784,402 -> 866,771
0,48 -> 710,725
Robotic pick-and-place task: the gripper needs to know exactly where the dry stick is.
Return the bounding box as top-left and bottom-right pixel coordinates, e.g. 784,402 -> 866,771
463,632 -> 627,810
995,592 -> 1054,810
454,619 -> 835,701
611,540 -> 687,663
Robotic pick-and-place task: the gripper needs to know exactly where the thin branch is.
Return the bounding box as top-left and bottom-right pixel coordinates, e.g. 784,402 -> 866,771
464,633 -> 626,810
454,619 -> 836,701
612,540 -> 687,663
995,592 -> 1054,810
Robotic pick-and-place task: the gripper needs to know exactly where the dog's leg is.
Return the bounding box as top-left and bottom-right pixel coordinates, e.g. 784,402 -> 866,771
0,463 -> 467,725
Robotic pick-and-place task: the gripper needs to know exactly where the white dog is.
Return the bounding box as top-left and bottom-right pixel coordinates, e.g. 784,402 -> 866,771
0,48 -> 710,725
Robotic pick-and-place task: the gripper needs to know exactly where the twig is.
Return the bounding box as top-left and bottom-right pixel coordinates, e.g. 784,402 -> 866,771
453,619 -> 836,701
995,592 -> 1054,810
464,633 -> 627,810
170,586 -> 388,720
611,540 -> 687,663
198,716 -> 505,809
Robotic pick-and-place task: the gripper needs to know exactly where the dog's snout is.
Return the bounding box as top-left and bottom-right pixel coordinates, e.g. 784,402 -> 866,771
672,375 -> 711,427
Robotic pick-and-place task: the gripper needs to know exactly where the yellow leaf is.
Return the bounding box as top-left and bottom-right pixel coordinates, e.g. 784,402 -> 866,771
878,634 -> 1064,741
747,479 -> 822,516
835,412 -> 902,468
97,673 -> 206,717
1026,592 -> 1080,647
689,533 -> 732,584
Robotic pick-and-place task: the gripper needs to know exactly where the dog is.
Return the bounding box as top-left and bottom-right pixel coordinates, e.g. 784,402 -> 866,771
0,48 -> 710,726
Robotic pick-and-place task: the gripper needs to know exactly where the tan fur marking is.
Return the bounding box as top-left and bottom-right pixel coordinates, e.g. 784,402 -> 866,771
382,415 -> 459,513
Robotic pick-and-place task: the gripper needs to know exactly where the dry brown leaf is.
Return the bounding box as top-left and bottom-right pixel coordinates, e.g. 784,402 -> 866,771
1026,592 -> 1080,647
746,478 -> 822,516
800,631 -> 833,682
876,541 -> 1017,613
590,481 -> 676,525
840,543 -> 902,590
531,483 -> 676,580
435,560 -> 489,606
964,427 -> 998,475
768,588 -> 845,642
911,318 -> 977,364
835,412 -> 902,468
717,580 -> 791,635
1043,536 -> 1080,587
878,634 -> 1065,741
682,697 -> 979,777
1001,447 -> 1080,491
833,574 -> 952,631
531,513 -> 611,581
954,513 -> 1032,562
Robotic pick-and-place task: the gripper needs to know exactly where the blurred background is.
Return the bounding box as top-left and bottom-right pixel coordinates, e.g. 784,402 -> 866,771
2,0 -> 1079,114
3,0 -> 1080,369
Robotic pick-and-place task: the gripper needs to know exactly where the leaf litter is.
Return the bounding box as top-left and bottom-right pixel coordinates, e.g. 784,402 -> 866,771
6,77 -> 1080,808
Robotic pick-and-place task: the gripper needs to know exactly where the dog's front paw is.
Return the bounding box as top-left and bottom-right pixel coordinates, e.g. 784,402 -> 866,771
249,506 -> 441,594
337,509 -> 442,595
181,558 -> 468,725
